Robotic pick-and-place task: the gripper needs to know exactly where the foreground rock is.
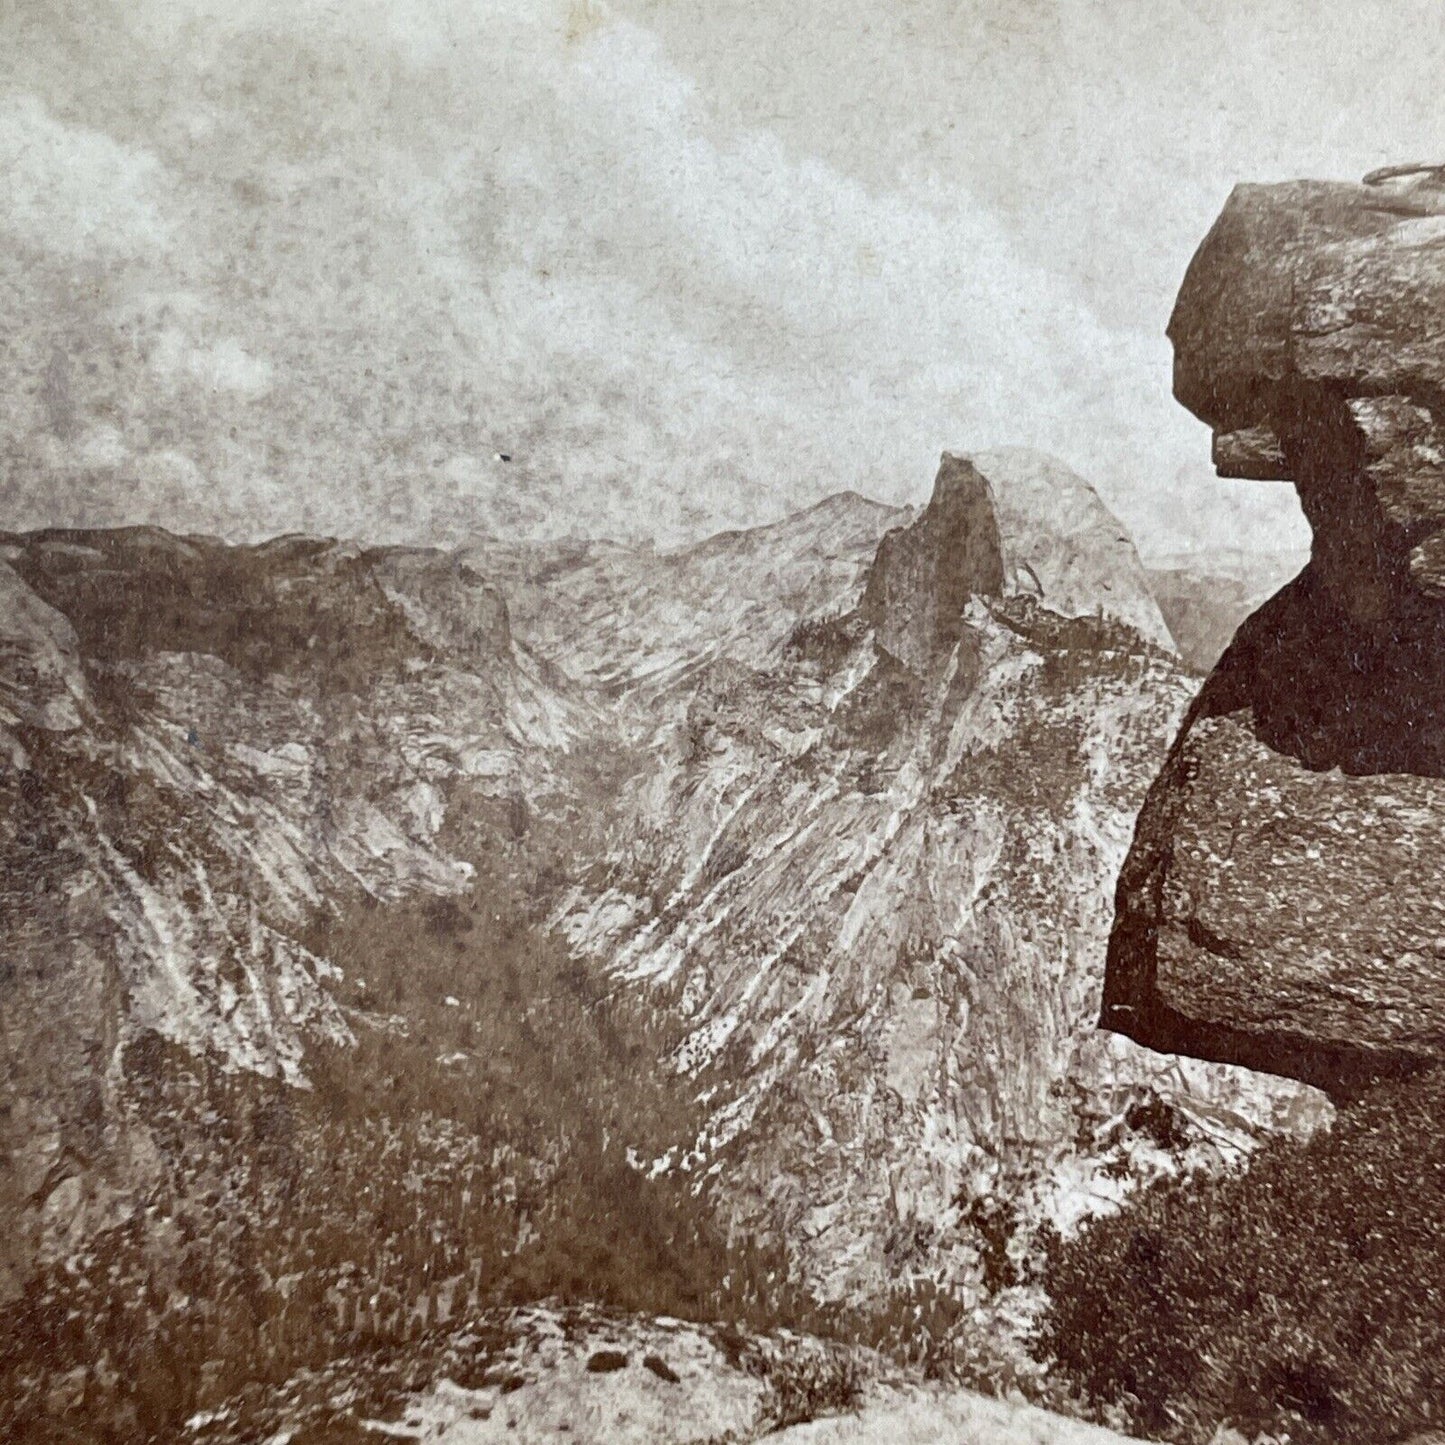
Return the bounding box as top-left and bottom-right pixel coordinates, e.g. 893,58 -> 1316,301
245,1304 -> 1140,1445
1104,164 -> 1445,1093
769,1388 -> 1139,1445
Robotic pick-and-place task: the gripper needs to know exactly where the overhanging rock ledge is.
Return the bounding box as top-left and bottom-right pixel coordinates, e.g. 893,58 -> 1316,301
1102,164 -> 1445,1097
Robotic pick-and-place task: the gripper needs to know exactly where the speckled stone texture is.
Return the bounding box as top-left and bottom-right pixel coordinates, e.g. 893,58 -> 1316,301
1103,167 -> 1445,1094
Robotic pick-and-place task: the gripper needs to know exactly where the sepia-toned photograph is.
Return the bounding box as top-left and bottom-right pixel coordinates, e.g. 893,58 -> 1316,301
2,2 -> 1442,1441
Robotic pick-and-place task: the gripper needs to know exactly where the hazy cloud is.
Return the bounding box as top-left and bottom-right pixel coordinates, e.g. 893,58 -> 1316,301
151,332 -> 275,399
0,94 -> 173,259
9,0 -> 1407,556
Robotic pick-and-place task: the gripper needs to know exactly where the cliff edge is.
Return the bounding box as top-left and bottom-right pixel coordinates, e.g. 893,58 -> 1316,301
1102,164 -> 1445,1095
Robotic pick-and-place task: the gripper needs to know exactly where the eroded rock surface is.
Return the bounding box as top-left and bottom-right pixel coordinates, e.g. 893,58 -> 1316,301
859,451 -> 1006,672
563,453 -> 1318,1303
1104,165 -> 1445,1092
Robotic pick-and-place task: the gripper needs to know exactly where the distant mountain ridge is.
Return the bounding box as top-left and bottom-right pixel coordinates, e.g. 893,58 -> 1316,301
460,489 -> 910,694
0,451 -> 1326,1438
1143,545 -> 1308,673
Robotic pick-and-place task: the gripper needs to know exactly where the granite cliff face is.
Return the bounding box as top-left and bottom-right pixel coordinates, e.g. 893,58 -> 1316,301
0,528 -> 589,1290
967,448 -> 1175,654
560,454 -> 1316,1302
858,452 -> 1006,671
1104,165 -> 1445,1094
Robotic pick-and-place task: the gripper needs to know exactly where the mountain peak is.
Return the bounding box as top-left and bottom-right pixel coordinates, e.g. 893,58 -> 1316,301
859,449 -> 1176,672
965,447 -> 1176,650
859,452 -> 1006,671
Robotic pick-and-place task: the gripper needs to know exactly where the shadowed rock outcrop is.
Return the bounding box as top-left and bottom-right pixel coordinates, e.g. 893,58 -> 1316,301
859,452 -> 1005,672
859,449 -> 1174,674
1103,165 -> 1445,1095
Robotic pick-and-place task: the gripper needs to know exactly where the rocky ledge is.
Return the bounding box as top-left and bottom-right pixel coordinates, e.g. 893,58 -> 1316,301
1102,164 -> 1445,1096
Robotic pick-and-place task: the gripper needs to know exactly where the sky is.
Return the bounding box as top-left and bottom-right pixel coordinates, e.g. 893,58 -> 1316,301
2,0 -> 1442,557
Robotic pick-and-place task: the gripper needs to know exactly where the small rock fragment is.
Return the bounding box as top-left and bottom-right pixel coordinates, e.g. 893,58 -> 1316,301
585,1350 -> 628,1374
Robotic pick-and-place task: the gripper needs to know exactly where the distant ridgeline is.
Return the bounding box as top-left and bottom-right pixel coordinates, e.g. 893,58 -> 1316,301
0,450 -> 1320,1438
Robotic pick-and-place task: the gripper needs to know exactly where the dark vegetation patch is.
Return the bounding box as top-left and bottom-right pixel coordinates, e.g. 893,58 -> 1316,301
960,1196 -> 1022,1295
943,715 -> 1089,816
0,844 -> 994,1442
758,1346 -> 865,1432
783,612 -> 867,675
1037,1067 -> 1445,1444
0,855 -> 823,1443
696,830 -> 752,893
994,595 -> 1165,696
1121,1096 -> 1196,1156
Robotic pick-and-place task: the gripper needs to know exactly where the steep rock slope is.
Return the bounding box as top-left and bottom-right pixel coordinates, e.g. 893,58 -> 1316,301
561,456 -> 1316,1302
967,447 -> 1175,652
0,529 -> 589,1287
462,492 -> 909,695
858,452 -> 1006,669
1104,165 -> 1445,1092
